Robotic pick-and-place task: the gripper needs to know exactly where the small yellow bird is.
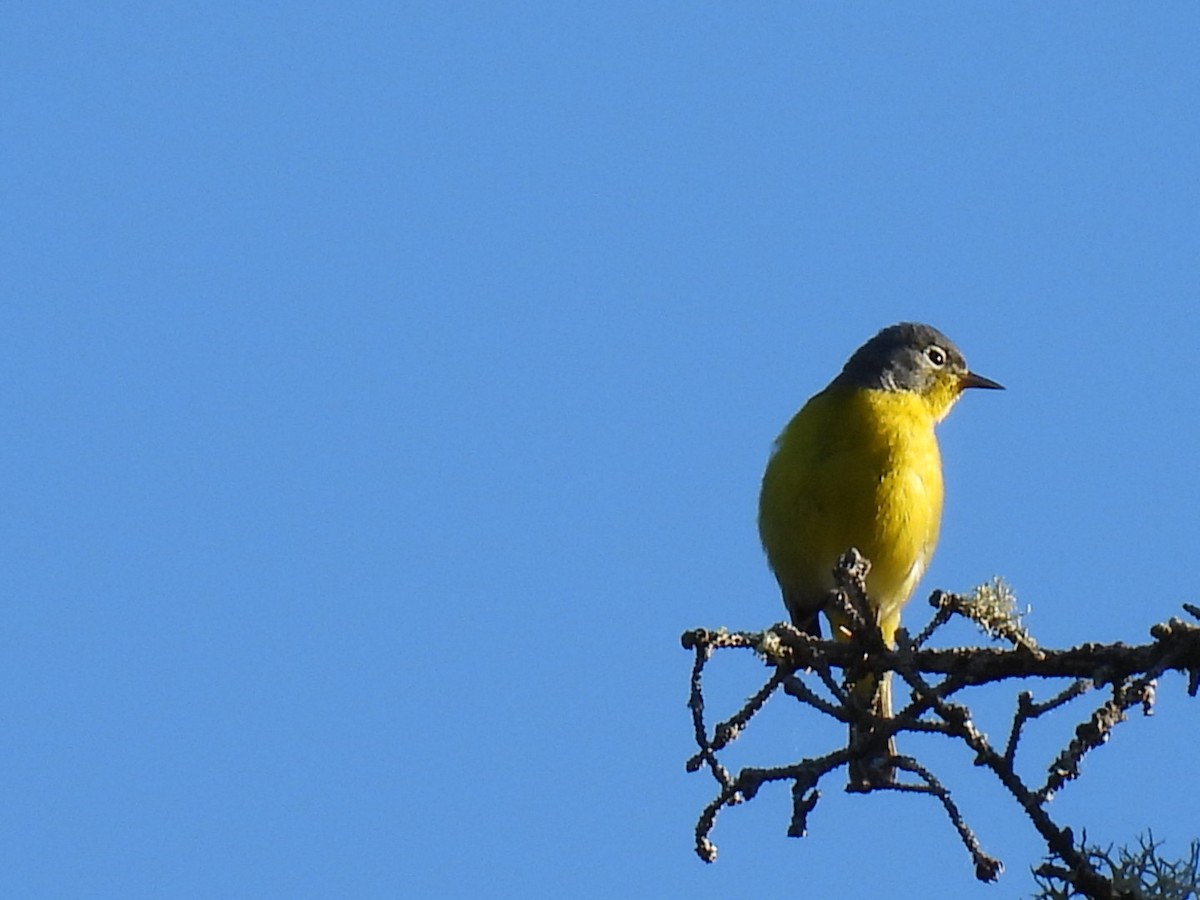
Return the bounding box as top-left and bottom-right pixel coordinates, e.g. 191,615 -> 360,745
758,322 -> 1001,786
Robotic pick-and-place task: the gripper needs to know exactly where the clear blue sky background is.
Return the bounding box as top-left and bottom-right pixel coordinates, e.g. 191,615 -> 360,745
4,4 -> 1198,898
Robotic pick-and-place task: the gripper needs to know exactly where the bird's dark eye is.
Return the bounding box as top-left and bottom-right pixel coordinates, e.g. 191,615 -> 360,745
926,346 -> 946,367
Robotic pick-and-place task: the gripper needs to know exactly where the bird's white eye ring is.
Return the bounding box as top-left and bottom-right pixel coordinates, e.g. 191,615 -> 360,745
926,346 -> 946,367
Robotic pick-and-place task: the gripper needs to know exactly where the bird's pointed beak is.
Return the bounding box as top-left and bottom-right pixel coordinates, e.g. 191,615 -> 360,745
960,371 -> 1004,391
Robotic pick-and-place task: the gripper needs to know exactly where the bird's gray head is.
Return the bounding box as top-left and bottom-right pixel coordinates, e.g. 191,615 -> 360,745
834,322 -> 1003,394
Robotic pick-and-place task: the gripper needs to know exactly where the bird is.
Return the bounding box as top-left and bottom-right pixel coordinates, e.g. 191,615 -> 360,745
757,322 -> 1002,787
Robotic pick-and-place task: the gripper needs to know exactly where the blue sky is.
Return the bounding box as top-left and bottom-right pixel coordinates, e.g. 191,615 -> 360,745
5,4 -> 1199,898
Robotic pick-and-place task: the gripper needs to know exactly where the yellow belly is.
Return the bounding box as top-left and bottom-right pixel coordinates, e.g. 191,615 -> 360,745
758,385 -> 944,643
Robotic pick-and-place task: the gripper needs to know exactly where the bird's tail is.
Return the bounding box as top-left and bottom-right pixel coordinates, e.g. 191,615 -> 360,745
847,670 -> 896,790
784,592 -> 899,787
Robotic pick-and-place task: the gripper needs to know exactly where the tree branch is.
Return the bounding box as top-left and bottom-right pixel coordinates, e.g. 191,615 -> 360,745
681,566 -> 1200,898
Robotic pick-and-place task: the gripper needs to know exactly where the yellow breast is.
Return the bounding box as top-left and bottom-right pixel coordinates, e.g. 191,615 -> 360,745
758,385 -> 944,641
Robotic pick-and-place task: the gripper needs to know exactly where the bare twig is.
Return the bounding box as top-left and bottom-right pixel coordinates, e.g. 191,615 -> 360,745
1004,682 -> 1091,766
885,757 -> 1003,883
